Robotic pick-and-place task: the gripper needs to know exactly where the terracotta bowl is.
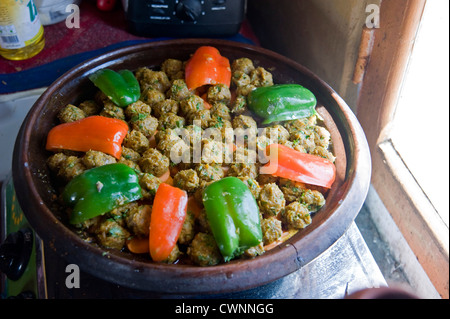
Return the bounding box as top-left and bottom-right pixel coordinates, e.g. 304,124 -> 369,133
12,39 -> 371,295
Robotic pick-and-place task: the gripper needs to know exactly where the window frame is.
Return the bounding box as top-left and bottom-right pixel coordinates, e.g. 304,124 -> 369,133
356,0 -> 449,298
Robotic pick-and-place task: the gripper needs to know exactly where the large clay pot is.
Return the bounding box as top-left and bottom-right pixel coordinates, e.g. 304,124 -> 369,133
12,39 -> 371,295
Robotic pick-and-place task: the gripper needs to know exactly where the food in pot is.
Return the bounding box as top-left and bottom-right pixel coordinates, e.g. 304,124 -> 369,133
45,46 -> 336,266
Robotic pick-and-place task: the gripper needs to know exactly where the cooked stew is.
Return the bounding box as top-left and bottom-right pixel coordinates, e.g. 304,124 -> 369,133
45,46 -> 336,266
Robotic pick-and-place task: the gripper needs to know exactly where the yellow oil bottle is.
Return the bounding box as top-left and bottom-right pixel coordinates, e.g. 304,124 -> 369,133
0,0 -> 45,61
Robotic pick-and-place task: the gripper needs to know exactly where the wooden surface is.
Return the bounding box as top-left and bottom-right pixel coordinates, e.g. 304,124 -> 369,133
356,0 -> 449,298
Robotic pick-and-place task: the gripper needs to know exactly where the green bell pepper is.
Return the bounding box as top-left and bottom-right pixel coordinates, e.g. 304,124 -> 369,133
63,163 -> 142,225
89,69 -> 140,107
247,84 -> 317,124
202,177 -> 262,262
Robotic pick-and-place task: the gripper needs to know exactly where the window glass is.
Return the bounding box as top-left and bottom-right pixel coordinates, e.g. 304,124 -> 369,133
391,0 -> 449,226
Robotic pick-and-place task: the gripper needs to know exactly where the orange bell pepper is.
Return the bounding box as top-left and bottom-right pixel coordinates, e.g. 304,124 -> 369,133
46,116 -> 128,159
185,46 -> 231,91
149,183 -> 188,262
260,144 -> 336,189
126,236 -> 150,254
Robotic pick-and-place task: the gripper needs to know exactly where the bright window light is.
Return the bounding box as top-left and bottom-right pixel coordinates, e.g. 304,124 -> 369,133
391,0 -> 449,226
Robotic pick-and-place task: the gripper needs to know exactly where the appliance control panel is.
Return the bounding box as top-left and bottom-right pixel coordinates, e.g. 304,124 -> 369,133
125,0 -> 247,37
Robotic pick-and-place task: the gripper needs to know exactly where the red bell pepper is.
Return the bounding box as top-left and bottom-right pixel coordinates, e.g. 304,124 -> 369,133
260,144 -> 336,189
46,116 -> 128,159
149,183 -> 188,262
185,46 -> 231,91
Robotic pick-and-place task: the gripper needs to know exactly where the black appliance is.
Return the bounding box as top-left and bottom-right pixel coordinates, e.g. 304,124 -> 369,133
123,0 -> 247,37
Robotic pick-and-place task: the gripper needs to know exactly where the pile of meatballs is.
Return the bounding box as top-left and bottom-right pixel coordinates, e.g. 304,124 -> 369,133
46,55 -> 335,266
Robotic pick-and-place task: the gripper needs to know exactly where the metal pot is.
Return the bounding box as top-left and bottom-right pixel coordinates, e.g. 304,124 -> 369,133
12,39 -> 371,295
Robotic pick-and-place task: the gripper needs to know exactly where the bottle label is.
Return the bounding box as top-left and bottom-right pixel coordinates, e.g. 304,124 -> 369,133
0,0 -> 43,50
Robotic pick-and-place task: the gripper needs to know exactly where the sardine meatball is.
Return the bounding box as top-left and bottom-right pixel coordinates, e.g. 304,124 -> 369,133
158,112 -> 185,130
100,102 -> 125,120
261,125 -> 290,143
311,146 -> 336,163
250,67 -> 273,87
227,163 -> 258,179
158,136 -> 190,161
123,129 -> 150,154
139,172 -> 161,200
238,176 -> 261,199
125,204 -> 152,237
95,218 -> 130,250
207,84 -> 231,105
188,109 -> 211,129
58,104 -> 86,123
107,202 -> 136,227
139,148 -> 170,177
178,210 -> 195,245
231,57 -> 255,75
232,114 -> 257,131
194,163 -> 224,182
47,152 -> 68,172
201,139 -> 224,164
57,156 -> 86,181
261,217 -> 283,245
258,183 -> 286,218
135,67 -> 171,92
230,95 -> 247,114
187,232 -> 222,266
167,79 -> 192,102
152,99 -> 179,118
180,94 -> 205,116
210,102 -> 231,122
232,71 -> 251,88
281,201 -> 312,230
279,178 -> 305,203
140,87 -> 166,106
161,58 -> 184,81
313,125 -> 332,149
129,114 -> 158,137
173,169 -> 200,193
244,242 -> 265,258
300,189 -> 326,212
82,150 -> 116,169
289,128 -> 316,153
121,147 -> 141,162
125,100 -> 152,120
257,174 -> 278,186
